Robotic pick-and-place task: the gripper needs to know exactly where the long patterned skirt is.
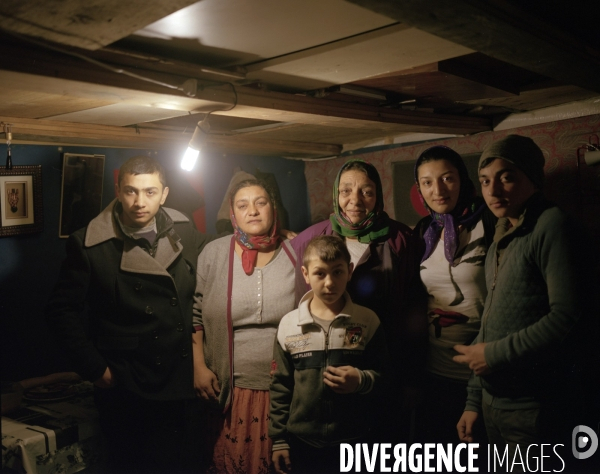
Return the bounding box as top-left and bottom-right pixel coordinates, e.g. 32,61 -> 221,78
204,387 -> 273,474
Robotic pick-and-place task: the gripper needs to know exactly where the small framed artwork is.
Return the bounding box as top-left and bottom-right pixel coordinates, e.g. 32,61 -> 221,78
0,165 -> 44,237
59,153 -> 105,238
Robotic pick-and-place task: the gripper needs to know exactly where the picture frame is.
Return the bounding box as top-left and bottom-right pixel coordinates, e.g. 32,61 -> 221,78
0,165 -> 44,237
59,153 -> 105,238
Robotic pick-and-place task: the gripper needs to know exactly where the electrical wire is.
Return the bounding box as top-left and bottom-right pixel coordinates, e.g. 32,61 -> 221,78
184,82 -> 239,138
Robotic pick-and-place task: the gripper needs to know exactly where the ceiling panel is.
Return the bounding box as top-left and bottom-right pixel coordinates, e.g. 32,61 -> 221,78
0,70 -> 209,113
0,90 -> 114,119
127,0 -> 396,67
245,25 -> 474,91
46,104 -> 193,126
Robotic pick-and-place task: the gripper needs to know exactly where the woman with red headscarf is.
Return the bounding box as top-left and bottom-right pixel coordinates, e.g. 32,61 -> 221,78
192,179 -> 296,473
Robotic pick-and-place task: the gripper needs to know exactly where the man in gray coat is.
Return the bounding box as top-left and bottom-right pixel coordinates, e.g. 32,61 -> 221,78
453,135 -> 597,470
46,156 -> 212,473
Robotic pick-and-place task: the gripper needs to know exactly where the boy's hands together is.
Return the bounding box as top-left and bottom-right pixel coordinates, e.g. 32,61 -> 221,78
272,449 -> 292,474
323,365 -> 360,394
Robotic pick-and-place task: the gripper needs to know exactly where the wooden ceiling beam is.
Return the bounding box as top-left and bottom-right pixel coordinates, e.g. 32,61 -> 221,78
0,0 -> 199,50
97,47 -> 247,82
0,35 -> 491,135
0,116 -> 341,158
347,0 -> 600,93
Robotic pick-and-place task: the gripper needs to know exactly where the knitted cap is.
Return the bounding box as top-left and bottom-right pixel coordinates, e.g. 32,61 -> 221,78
479,135 -> 545,189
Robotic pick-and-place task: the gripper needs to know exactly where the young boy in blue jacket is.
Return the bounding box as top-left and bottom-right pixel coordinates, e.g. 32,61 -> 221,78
269,235 -> 389,474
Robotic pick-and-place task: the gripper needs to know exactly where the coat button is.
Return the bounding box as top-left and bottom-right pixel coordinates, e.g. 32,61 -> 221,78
152,330 -> 159,340
170,298 -> 178,307
155,356 -> 162,366
176,323 -> 184,332
135,282 -> 142,291
145,306 -> 153,314
181,348 -> 188,358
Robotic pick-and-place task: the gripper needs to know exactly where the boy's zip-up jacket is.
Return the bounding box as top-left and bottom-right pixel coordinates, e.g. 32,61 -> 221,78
269,291 -> 389,450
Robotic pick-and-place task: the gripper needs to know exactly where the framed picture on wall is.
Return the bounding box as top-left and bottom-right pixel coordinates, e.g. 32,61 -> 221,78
392,153 -> 482,227
59,153 -> 105,238
0,165 -> 44,237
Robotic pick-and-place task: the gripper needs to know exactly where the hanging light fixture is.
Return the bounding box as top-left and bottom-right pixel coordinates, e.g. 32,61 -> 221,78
181,115 -> 210,171
180,84 -> 237,171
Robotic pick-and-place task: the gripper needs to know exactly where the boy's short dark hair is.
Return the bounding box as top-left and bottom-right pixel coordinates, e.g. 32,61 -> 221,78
303,235 -> 351,268
118,156 -> 167,189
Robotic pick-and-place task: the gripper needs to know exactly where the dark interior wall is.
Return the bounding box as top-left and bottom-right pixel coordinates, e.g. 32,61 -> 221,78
0,143 -> 309,381
304,115 -> 600,242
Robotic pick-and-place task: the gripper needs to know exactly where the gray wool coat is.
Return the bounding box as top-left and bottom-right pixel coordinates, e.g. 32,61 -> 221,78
46,199 -> 214,400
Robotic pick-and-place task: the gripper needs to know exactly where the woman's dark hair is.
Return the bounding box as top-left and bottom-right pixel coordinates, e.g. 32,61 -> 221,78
229,178 -> 276,209
414,145 -> 475,205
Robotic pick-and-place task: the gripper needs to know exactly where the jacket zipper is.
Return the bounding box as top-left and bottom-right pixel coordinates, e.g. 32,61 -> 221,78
482,251 -> 500,342
321,321 -> 335,440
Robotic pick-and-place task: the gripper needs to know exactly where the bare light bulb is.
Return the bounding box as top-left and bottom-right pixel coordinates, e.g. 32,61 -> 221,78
181,146 -> 200,171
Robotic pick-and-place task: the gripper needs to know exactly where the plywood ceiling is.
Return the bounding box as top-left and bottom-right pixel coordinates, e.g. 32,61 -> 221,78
0,0 -> 598,159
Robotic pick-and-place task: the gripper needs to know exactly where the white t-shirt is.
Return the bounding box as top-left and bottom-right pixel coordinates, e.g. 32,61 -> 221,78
345,238 -> 369,267
420,220 -> 487,381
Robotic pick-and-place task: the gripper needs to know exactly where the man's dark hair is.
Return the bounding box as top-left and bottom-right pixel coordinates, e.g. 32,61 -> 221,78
303,235 -> 351,268
118,156 -> 167,189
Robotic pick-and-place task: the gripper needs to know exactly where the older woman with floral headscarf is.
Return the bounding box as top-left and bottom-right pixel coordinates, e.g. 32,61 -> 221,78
192,178 -> 297,473
290,159 -> 426,442
412,145 -> 496,444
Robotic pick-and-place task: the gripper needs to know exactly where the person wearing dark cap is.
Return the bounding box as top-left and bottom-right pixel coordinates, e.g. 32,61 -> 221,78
453,135 -> 595,466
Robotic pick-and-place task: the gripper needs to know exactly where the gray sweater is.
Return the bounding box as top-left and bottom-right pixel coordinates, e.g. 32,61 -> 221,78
193,235 -> 296,411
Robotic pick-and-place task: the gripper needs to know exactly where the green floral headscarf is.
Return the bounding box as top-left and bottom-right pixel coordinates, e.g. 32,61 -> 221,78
329,160 -> 390,243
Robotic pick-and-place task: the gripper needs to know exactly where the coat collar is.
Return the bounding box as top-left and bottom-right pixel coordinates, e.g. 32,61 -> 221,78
84,199 -> 190,276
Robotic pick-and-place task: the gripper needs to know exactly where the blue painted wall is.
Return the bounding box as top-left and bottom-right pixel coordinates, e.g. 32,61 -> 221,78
0,143 -> 309,381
